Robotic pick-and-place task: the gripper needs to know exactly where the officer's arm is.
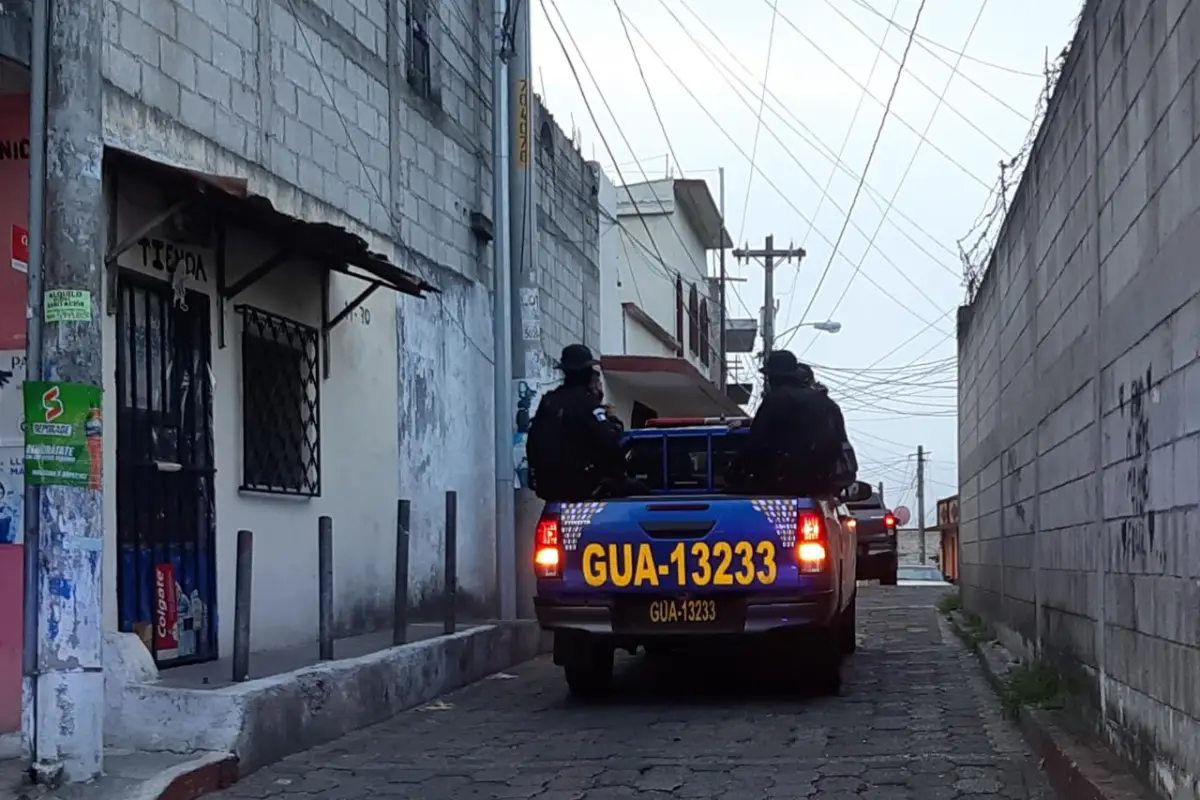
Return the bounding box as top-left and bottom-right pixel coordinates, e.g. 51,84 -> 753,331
576,396 -> 625,465
814,394 -> 849,457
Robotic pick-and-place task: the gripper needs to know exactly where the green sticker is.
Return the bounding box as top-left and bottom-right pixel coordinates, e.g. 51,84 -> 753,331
23,381 -> 104,489
44,289 -> 92,322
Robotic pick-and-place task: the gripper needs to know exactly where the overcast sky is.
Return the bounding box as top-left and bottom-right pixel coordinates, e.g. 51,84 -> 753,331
531,0 -> 1081,522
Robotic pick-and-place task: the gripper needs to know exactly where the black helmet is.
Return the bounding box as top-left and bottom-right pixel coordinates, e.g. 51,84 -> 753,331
557,343 -> 600,374
760,349 -> 814,383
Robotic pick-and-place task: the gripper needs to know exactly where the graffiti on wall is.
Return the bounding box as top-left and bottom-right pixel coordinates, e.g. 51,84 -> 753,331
511,366 -> 559,490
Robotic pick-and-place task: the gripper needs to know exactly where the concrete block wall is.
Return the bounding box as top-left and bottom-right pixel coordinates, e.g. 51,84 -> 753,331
100,0 -> 502,617
533,96 -> 601,366
957,1 -> 1200,795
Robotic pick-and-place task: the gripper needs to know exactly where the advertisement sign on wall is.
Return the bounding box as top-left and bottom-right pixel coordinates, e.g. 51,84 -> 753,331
23,380 -> 103,490
0,350 -> 25,546
0,94 -> 30,350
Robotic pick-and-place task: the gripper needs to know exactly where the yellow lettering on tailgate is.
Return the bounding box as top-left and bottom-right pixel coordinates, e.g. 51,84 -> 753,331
582,543 -> 606,587
712,541 -> 735,586
756,540 -> 777,584
634,544 -> 659,587
609,543 -> 633,587
690,542 -> 712,587
733,541 -> 756,585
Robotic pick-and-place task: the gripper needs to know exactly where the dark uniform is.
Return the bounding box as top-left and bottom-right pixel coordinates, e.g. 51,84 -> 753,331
526,345 -> 627,502
731,350 -> 850,497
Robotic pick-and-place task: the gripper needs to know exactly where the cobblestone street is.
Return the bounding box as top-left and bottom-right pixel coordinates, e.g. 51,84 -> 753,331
214,587 -> 1052,799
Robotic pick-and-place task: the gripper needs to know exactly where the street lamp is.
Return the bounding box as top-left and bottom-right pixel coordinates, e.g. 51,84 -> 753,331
771,319 -> 843,343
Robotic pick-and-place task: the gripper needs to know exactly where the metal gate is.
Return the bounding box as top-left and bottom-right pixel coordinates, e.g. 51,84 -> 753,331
115,272 -> 217,667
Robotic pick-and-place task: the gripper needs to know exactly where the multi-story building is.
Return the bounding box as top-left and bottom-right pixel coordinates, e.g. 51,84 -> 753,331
595,175 -> 750,425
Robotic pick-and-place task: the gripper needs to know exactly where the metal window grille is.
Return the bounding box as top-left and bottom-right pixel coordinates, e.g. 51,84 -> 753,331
237,305 -> 321,496
407,0 -> 432,96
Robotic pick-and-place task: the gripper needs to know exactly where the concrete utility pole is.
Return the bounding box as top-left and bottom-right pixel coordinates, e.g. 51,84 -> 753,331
732,235 -> 805,362
878,481 -> 884,503
508,0 -> 539,618
491,0 -> 515,621
25,0 -> 106,783
917,445 -> 927,564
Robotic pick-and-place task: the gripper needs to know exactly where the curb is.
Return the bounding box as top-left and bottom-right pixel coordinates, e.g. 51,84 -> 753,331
946,612 -> 1157,800
126,753 -> 239,800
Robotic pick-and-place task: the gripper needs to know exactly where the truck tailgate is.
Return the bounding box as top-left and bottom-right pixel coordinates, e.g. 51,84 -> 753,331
557,497 -> 820,594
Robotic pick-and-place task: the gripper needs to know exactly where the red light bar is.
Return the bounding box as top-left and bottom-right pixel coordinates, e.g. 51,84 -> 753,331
645,416 -> 749,428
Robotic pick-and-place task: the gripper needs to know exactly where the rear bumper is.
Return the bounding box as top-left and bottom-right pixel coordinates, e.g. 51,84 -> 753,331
534,589 -> 839,636
856,542 -> 896,579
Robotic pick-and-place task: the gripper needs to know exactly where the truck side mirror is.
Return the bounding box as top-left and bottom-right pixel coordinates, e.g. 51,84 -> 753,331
841,480 -> 873,503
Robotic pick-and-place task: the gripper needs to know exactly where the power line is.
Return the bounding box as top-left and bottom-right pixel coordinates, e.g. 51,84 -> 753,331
615,6 -> 953,335
785,0 -> 931,355
607,0 -> 758,327
541,0 -> 748,370
789,0 -> 988,356
667,1 -> 968,269
826,0 -> 1031,121
846,0 -> 1046,78
735,0 -> 780,245
777,0 -> 902,334
746,0 -> 994,190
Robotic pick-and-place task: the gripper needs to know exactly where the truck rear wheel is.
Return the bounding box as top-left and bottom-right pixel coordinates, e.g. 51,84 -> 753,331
560,639 -> 614,699
880,556 -> 898,586
839,593 -> 857,654
809,627 -> 844,695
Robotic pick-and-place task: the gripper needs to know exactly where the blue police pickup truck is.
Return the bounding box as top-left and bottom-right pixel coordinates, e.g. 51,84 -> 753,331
532,417 -> 873,697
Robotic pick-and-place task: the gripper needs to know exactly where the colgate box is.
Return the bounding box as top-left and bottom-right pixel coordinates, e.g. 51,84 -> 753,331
154,563 -> 179,660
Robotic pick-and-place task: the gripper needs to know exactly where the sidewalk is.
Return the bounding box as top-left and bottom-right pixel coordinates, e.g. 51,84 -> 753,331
5,620 -> 548,800
2,750 -> 234,800
946,610 -> 1157,800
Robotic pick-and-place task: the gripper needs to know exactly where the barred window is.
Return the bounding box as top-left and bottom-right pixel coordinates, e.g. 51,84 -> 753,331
674,275 -> 684,357
237,306 -> 321,497
406,0 -> 433,97
688,283 -> 699,356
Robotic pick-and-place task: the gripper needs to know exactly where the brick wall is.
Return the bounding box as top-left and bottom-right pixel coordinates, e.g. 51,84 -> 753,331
956,1 -> 1200,793
533,96 -> 600,367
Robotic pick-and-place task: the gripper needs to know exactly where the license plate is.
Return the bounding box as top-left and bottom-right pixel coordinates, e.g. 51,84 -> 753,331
580,540 -> 779,588
613,596 -> 737,633
649,597 -> 717,625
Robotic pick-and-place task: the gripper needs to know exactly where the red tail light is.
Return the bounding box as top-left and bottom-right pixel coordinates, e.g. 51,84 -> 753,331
884,513 -> 897,530
795,512 -> 827,573
534,514 -> 562,579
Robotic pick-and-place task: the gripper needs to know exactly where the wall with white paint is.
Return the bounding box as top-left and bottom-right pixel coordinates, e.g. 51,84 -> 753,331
594,165 -> 623,358
105,172 -> 418,656
100,0 -> 501,651
614,180 -> 719,381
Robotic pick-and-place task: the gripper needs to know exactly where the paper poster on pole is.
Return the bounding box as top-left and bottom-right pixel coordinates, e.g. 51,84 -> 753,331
0,446 -> 22,545
43,290 -> 92,323
23,380 -> 103,489
0,350 -> 26,447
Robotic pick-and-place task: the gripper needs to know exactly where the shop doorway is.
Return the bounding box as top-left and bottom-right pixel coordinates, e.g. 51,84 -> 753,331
114,272 -> 217,667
